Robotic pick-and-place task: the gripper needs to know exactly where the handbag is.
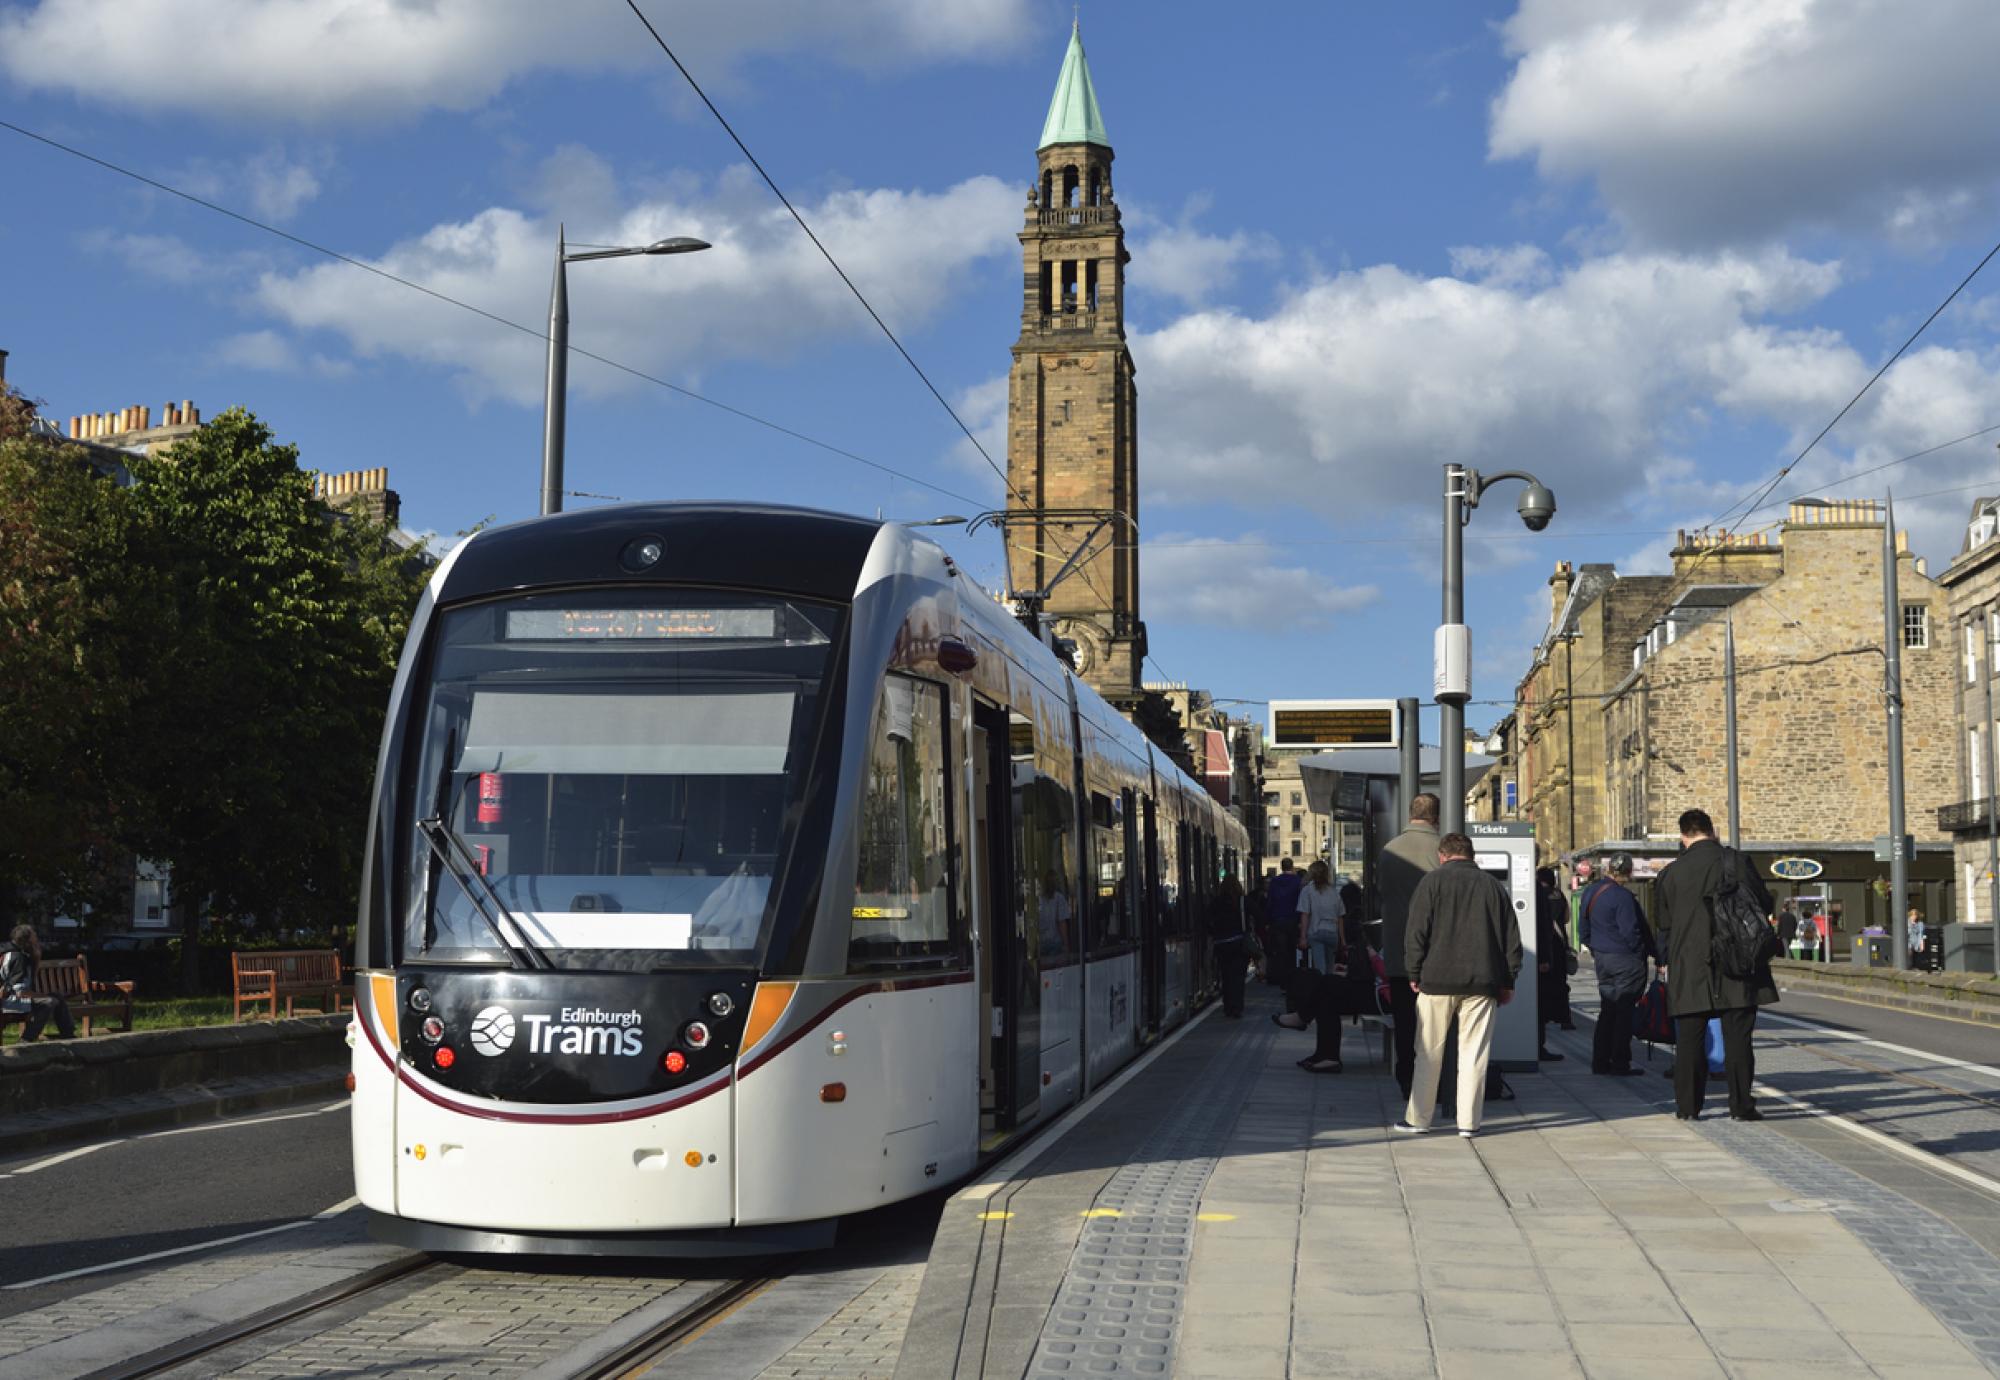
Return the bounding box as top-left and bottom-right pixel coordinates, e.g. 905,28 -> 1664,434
1564,949 -> 1579,977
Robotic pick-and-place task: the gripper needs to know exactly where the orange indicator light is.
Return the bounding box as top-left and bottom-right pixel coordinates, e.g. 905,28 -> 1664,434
684,1151 -> 703,1168
820,1082 -> 847,1103
662,1050 -> 688,1075
413,1144 -> 427,1161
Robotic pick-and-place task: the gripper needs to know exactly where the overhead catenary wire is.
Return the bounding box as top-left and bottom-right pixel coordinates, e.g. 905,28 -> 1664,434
0,117 -> 989,511
620,0 -> 1021,507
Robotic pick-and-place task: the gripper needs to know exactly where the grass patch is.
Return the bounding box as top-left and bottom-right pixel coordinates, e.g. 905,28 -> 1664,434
130,996 -> 235,1031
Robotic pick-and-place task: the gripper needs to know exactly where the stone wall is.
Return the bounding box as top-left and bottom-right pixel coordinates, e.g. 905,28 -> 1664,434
1609,521 -> 1953,846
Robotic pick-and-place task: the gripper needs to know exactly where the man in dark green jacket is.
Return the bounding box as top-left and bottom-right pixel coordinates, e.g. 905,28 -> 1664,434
1377,792 -> 1441,1097
1395,832 -> 1523,1138
1654,808 -> 1777,1121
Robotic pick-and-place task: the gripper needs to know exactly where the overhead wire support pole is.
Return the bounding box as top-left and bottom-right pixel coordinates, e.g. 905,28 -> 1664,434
1883,492 -> 1909,969
540,225 -> 569,516
1725,607 -> 1741,849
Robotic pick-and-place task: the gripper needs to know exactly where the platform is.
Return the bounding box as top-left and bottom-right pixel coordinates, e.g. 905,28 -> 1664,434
895,982 -> 2000,1379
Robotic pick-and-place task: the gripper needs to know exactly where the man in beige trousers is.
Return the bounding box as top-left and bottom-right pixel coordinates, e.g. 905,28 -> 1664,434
1394,832 -> 1523,1139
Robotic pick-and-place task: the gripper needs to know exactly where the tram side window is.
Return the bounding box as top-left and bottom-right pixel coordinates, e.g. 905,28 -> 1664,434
850,676 -> 958,970
1015,736 -> 1076,965
1087,791 -> 1130,951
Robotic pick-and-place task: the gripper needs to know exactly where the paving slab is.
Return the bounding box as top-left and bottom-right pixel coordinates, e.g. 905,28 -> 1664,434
893,980 -> 2000,1377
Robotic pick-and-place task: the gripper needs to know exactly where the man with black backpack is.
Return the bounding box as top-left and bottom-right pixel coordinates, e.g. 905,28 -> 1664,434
1653,808 -> 1778,1121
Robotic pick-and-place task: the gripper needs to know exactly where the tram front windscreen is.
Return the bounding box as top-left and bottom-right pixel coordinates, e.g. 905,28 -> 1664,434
397,588 -> 843,970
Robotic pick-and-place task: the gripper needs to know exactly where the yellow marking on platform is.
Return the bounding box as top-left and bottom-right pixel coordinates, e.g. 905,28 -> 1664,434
976,1210 -> 1014,1220
1080,1208 -> 1122,1218
1196,1212 -> 1237,1222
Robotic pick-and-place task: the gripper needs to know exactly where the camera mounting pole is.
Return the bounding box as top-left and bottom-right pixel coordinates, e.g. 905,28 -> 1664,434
1439,464 -> 1556,835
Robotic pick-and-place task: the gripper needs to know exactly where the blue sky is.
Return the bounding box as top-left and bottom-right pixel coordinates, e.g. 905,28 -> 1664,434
7,0 -> 2000,737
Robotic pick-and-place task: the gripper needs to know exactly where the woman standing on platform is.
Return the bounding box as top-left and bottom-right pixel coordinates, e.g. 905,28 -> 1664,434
1297,860 -> 1344,975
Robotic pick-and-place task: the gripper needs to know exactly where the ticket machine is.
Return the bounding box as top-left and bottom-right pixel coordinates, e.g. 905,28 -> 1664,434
1468,821 -> 1540,1072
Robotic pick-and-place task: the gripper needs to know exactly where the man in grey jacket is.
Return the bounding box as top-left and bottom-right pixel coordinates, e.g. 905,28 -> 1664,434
1377,792 -> 1440,1097
1396,833 -> 1523,1138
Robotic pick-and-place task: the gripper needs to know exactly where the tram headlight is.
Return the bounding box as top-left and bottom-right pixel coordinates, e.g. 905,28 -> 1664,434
683,1021 -> 712,1050
409,988 -> 432,1014
420,1016 -> 445,1045
706,992 -> 735,1019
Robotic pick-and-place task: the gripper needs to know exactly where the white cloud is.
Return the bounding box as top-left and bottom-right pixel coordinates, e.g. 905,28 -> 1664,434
1127,203 -> 1281,308
1142,535 -> 1378,627
1129,242 -> 2000,572
78,230 -> 211,284
253,168 -> 1021,405
243,150 -> 322,221
0,0 -> 1033,121
1490,0 -> 2000,248
213,328 -> 352,378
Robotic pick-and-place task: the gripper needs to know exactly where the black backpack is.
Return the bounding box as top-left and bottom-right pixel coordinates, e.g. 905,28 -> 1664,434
1707,848 -> 1777,980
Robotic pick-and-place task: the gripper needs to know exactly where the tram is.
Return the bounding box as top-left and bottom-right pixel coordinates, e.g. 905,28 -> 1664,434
350,503 -> 1248,1254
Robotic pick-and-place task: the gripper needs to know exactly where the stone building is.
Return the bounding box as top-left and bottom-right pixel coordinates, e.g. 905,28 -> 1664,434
1933,496 -> 2000,928
1004,23 -> 1145,710
65,398 -> 204,456
1514,560 -> 1675,862
1468,712 -> 1520,823
1599,500 -> 1956,931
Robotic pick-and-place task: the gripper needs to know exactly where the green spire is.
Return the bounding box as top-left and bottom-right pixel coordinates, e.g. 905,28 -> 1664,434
1037,21 -> 1110,150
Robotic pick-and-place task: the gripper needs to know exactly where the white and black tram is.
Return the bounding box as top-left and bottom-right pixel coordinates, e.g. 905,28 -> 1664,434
350,503 -> 1248,1254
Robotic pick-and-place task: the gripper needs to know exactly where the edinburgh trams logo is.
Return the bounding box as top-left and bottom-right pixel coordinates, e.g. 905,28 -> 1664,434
469,1005 -> 517,1056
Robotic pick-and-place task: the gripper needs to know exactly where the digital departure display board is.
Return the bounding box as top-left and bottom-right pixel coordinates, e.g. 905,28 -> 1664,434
504,608 -> 779,641
1269,700 -> 1398,749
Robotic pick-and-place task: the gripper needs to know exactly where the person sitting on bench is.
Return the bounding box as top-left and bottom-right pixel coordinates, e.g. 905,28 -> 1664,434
2,925 -> 77,1041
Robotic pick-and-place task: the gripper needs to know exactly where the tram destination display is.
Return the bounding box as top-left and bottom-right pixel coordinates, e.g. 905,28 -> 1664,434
505,607 -> 779,641
1269,699 -> 1398,750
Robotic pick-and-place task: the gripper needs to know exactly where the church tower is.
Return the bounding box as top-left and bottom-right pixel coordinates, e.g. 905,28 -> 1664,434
1005,21 -> 1145,710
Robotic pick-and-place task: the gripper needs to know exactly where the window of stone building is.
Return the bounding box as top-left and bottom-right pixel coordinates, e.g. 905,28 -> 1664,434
1290,791 -> 1302,807
1290,813 -> 1301,832
1289,839 -> 1301,858
1504,780 -> 1518,811
1990,610 -> 2000,668
1966,621 -> 1980,684
1972,727 -> 1986,802
1903,603 -> 1929,649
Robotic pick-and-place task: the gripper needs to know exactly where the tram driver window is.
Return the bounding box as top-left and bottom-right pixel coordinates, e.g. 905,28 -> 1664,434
850,676 -> 959,970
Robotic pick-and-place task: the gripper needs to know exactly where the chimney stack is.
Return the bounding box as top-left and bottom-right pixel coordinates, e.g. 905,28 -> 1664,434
1549,560 -> 1575,626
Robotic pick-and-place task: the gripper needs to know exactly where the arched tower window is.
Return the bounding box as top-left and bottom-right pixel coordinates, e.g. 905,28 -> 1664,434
1089,170 -> 1103,207
1063,165 -> 1080,209
1040,169 -> 1053,211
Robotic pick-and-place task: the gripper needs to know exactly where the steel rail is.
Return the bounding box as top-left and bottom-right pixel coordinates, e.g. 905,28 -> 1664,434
79,1254 -> 442,1380
574,1275 -> 777,1379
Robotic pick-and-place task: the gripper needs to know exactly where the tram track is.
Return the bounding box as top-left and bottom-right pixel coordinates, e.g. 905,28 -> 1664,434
575,1274 -> 777,1379
77,1253 -> 444,1380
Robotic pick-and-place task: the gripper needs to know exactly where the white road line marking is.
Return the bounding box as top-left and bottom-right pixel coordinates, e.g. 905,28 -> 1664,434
960,1007 -> 1215,1202
1758,1009 -> 2000,1082
3,1142 -> 120,1176
3,1220 -> 313,1291
1752,1078 -> 2000,1202
315,1196 -> 361,1219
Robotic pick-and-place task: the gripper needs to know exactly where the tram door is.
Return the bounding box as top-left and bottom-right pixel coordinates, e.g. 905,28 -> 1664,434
1139,797 -> 1163,1039
974,700 -> 1038,1137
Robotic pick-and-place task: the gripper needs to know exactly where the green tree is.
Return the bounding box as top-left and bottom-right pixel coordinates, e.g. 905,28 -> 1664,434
0,388 -> 141,925
118,409 -> 427,984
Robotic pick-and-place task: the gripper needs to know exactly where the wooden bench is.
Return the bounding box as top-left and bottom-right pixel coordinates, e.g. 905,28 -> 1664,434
0,956 -> 134,1043
232,949 -> 348,1020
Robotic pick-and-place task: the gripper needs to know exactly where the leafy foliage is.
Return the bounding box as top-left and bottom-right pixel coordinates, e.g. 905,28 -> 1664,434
0,401 -> 428,981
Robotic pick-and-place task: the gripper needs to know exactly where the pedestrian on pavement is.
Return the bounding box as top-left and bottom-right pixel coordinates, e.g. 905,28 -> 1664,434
1,924 -> 77,1042
1535,866 -> 1574,1060
1578,853 -> 1653,1077
1208,874 -> 1249,1018
1908,908 -> 1928,969
1379,792 -> 1441,1098
1246,873 -> 1269,979
1266,860 -> 1303,989
1396,833 -> 1523,1139
1777,900 -> 1799,956
1654,808 -> 1777,1122
1297,860 -> 1345,975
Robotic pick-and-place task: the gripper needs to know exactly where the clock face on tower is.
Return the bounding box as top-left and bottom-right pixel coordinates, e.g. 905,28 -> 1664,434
1053,618 -> 1107,677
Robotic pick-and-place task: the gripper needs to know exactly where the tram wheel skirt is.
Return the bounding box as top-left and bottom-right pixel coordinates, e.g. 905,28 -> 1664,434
365,1208 -> 838,1258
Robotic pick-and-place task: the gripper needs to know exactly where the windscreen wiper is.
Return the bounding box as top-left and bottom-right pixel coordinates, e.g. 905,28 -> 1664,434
415,816 -> 553,971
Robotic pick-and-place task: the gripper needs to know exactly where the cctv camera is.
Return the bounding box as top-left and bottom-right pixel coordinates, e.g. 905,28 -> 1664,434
1517,483 -> 1556,532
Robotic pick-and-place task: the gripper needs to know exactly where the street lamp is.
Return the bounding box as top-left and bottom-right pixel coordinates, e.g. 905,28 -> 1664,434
540,224 -> 711,516
1437,464 -> 1557,836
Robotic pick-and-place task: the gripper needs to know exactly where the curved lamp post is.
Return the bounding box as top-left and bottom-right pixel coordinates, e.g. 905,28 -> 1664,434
540,226 -> 711,516
1438,465 -> 1557,835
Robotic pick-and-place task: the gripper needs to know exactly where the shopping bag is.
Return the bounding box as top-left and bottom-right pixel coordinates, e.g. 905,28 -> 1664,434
1635,978 -> 1675,1045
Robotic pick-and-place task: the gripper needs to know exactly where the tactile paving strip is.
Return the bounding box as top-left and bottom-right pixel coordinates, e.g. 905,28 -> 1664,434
1025,1018 -> 1272,1377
